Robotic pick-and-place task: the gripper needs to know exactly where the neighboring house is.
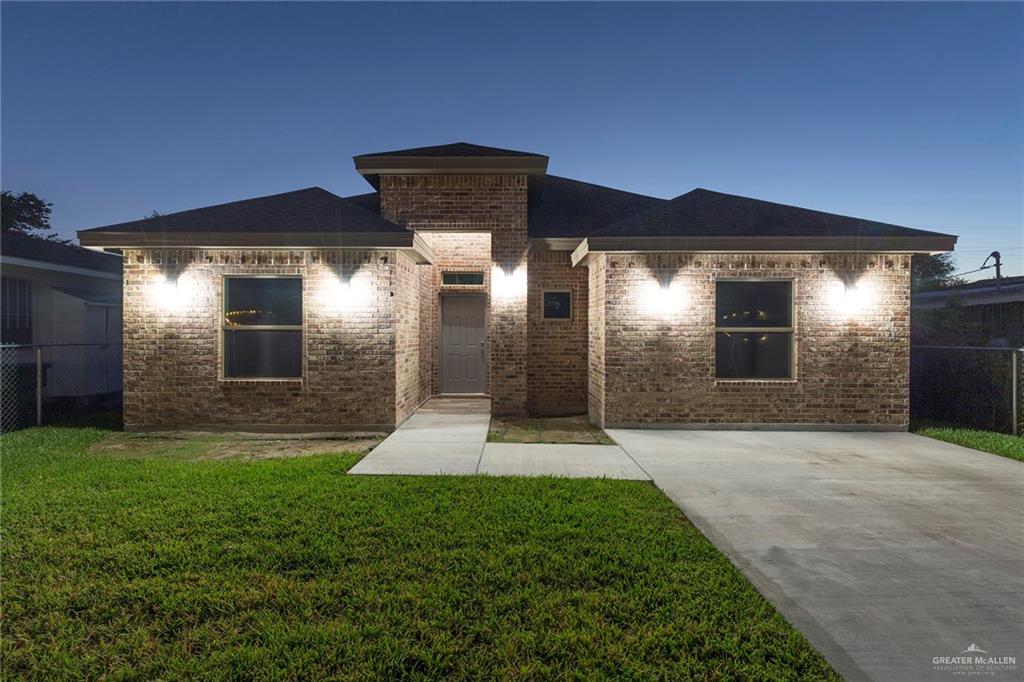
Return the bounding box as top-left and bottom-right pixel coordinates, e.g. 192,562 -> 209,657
0,231 -> 123,406
913,275 -> 1024,347
78,142 -> 956,431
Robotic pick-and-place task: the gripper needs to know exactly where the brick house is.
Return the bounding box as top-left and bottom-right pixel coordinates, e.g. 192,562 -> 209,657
78,142 -> 956,431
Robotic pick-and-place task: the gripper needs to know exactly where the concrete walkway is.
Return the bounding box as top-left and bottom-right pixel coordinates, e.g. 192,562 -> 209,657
608,429 -> 1024,682
348,398 -> 490,475
348,398 -> 648,479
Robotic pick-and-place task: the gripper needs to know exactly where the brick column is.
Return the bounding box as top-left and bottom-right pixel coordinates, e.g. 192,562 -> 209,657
490,213 -> 528,415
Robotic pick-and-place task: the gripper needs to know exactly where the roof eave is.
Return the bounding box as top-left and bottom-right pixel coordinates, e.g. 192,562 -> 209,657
571,235 -> 957,266
77,230 -> 434,264
354,155 -> 549,188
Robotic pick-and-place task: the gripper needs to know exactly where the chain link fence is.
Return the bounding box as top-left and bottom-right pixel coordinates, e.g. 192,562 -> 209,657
911,346 -> 1022,435
0,343 -> 122,432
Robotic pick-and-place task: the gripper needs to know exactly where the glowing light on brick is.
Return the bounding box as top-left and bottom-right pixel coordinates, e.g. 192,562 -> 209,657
150,272 -> 195,311
319,269 -> 371,312
491,265 -> 526,300
641,278 -> 686,315
827,278 -> 875,318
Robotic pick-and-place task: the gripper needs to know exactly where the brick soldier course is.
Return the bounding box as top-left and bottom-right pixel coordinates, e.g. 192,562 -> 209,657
79,142 -> 955,432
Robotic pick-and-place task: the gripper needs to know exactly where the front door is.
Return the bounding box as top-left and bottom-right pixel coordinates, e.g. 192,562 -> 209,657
440,295 -> 485,394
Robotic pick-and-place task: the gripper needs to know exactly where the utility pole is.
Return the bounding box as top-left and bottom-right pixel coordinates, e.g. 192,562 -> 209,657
983,251 -> 1002,290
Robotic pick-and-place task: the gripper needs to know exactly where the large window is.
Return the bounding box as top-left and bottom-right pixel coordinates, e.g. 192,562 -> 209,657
715,280 -> 793,379
222,277 -> 302,378
1,277 -> 32,344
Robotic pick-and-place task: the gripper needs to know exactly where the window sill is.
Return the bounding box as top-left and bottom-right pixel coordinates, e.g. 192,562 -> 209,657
714,378 -> 798,385
219,377 -> 304,384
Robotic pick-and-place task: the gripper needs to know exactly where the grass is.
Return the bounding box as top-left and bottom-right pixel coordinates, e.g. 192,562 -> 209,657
2,427 -> 838,680
914,425 -> 1024,462
89,431 -> 382,462
488,415 -> 614,445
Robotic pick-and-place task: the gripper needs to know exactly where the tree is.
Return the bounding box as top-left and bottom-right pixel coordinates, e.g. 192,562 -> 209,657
911,253 -> 963,292
2,191 -> 52,233
1,191 -> 68,242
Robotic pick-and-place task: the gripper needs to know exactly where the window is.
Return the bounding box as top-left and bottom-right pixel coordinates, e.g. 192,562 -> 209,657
442,272 -> 484,286
222,277 -> 302,378
1,277 -> 32,344
542,290 -> 572,320
715,280 -> 792,379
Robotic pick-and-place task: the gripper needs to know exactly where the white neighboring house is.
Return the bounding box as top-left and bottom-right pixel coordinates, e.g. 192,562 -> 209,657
912,275 -> 1024,347
1,231 -> 122,401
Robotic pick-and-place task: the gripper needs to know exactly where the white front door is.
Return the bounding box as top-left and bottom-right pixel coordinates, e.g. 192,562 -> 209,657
440,295 -> 485,394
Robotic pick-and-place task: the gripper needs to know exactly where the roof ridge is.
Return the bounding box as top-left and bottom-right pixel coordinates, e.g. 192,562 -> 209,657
588,185 -> 956,240
77,186 -> 407,235
545,174 -> 667,201
677,187 -> 953,236
354,141 -> 546,159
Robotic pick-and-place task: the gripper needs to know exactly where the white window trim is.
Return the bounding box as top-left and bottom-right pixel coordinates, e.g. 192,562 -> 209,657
541,289 -> 573,322
713,278 -> 796,382
219,275 -> 304,382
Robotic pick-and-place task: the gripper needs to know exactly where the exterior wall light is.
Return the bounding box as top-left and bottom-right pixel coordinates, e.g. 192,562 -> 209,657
319,268 -> 371,312
491,265 -> 526,301
827,278 -> 875,318
641,278 -> 686,316
150,271 -> 195,312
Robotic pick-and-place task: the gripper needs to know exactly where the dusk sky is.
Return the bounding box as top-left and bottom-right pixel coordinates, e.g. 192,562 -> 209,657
2,2 -> 1021,279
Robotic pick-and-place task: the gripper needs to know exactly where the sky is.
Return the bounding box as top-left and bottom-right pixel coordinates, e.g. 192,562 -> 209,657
2,2 -> 1021,280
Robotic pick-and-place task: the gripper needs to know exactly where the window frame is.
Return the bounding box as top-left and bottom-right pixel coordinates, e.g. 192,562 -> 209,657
441,271 -> 485,287
1,277 -> 33,345
220,275 -> 304,381
541,289 -> 573,322
713,278 -> 795,381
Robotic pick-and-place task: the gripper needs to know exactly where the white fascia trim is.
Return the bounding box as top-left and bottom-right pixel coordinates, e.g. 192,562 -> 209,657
0,255 -> 121,280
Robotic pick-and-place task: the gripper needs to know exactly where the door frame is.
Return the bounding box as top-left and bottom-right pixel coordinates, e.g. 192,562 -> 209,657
438,292 -> 487,395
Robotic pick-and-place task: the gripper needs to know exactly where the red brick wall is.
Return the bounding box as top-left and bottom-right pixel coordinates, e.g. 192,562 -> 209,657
527,250 -> 588,415
590,252 -> 911,428
395,252 -> 431,424
587,256 -> 607,426
379,174 -> 528,414
122,248 -> 400,430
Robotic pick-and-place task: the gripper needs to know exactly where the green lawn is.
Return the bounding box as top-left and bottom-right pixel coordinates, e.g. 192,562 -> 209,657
914,425 -> 1024,462
2,427 -> 837,680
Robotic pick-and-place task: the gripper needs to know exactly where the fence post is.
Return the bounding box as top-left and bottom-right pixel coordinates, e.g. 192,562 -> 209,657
1013,350 -> 1019,437
35,346 -> 42,426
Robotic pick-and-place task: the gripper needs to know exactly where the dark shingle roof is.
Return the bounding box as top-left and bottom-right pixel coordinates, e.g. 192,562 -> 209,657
344,192 -> 380,214
78,187 -> 406,235
354,142 -> 545,159
0,231 -> 121,274
528,175 -> 666,238
344,175 -> 666,239
593,188 -> 954,240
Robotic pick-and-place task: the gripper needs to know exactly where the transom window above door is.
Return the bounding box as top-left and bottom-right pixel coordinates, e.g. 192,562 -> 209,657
715,280 -> 793,379
222,277 -> 302,379
442,272 -> 484,286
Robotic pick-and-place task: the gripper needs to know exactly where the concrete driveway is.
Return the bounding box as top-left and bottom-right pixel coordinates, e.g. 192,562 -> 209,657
608,430 -> 1024,682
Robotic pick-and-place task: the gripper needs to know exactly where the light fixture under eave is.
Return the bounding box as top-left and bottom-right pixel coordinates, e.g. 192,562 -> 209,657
827,278 -> 876,318
319,269 -> 372,312
641,278 -> 687,316
491,265 -> 526,301
150,271 -> 196,312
